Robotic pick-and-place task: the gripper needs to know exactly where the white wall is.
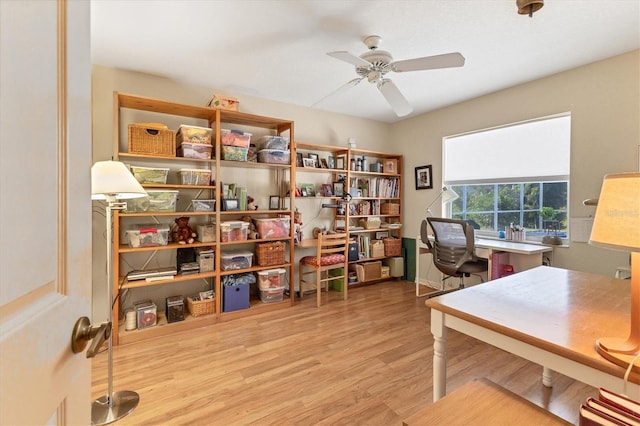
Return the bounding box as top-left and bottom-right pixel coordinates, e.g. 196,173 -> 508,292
393,50 -> 639,283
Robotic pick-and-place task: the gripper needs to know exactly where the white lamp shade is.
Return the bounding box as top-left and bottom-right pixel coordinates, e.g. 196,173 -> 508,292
91,160 -> 147,200
441,188 -> 459,204
589,172 -> 640,252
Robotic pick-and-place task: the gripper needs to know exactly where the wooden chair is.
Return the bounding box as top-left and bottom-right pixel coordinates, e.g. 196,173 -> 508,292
299,233 -> 349,307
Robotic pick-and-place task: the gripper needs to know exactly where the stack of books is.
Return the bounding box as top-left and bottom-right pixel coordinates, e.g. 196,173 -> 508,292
579,388 -> 640,425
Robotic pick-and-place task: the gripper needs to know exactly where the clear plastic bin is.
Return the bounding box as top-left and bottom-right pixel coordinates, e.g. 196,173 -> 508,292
257,149 -> 290,164
221,145 -> 248,161
254,217 -> 290,239
221,251 -> 254,271
176,125 -> 212,145
259,136 -> 288,150
178,142 -> 212,159
191,199 -> 216,212
124,190 -> 178,213
257,268 -> 286,290
221,129 -> 252,148
125,224 -> 170,248
220,221 -> 249,242
179,168 -> 212,185
129,166 -> 169,184
260,286 -> 285,303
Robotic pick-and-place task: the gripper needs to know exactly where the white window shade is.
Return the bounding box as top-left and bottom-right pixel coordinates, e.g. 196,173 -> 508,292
444,114 -> 571,184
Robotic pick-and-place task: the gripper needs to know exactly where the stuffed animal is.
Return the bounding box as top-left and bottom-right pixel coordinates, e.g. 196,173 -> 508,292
172,216 -> 197,244
240,215 -> 259,239
247,196 -> 258,210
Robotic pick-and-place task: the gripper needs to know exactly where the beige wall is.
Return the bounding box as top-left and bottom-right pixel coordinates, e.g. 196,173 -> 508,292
393,49 -> 639,282
92,50 -> 638,315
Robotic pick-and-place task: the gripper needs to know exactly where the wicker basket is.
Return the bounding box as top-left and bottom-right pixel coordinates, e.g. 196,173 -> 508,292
383,238 -> 402,257
381,203 -> 400,215
187,296 -> 215,317
256,241 -> 286,266
128,123 -> 176,157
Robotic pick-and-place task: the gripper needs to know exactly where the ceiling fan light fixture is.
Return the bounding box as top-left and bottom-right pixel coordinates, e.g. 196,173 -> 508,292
517,0 -> 543,17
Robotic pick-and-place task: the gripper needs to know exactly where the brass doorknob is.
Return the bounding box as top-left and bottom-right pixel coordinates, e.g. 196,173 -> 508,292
71,316 -> 111,358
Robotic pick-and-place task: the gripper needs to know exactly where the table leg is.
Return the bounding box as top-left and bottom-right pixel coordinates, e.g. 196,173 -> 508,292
542,367 -> 554,387
431,309 -> 448,401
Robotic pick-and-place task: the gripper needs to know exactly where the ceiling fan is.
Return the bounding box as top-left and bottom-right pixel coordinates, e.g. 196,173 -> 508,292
320,35 -> 465,117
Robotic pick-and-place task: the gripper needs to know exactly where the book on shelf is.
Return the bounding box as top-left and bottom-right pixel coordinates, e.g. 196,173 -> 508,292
578,388 -> 640,426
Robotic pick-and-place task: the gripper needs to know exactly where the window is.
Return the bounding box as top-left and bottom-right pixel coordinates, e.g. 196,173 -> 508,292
443,114 -> 570,240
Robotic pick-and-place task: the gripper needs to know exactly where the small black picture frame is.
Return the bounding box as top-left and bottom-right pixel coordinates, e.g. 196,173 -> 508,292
296,152 -> 303,167
269,195 -> 280,210
222,198 -> 240,211
415,165 -> 433,190
308,153 -> 321,168
333,181 -> 344,197
335,156 -> 346,170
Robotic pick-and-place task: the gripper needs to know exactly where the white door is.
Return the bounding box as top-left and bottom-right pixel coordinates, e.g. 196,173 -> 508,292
0,0 -> 92,424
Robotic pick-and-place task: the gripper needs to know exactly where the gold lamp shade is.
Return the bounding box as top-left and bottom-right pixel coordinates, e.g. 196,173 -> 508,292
517,0 -> 544,17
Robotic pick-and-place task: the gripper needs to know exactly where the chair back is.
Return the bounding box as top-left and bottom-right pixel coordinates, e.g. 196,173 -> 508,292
427,217 -> 477,277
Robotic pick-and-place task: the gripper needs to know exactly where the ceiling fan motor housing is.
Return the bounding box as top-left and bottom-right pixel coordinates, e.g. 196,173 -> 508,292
357,50 -> 393,83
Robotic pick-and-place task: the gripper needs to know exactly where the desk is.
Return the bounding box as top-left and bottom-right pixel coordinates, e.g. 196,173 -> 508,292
415,236 -> 553,294
425,266 -> 640,402
403,378 -> 570,425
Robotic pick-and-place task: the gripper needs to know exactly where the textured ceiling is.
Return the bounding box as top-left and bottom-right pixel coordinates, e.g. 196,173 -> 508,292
91,0 -> 640,123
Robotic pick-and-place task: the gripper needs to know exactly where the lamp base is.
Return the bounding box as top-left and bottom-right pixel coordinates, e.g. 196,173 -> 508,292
596,337 -> 640,374
91,390 -> 139,425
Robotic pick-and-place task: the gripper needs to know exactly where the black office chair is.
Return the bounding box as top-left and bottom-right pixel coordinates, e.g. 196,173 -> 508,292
424,217 -> 488,298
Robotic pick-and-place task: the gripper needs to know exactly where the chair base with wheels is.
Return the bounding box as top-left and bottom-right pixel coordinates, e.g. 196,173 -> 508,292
299,233 -> 349,307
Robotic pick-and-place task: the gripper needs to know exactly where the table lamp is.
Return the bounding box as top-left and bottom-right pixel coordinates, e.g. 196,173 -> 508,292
91,160 -> 147,425
589,172 -> 640,371
426,186 -> 459,217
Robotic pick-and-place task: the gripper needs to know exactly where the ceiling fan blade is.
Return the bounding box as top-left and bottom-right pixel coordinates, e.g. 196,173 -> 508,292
327,51 -> 371,68
377,78 -> 412,117
392,52 -> 465,73
311,77 -> 364,107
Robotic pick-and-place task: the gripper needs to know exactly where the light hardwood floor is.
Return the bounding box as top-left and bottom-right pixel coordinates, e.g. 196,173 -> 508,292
92,280 -> 595,425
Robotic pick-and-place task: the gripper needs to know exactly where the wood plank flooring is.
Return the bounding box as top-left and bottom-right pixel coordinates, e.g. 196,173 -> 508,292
92,280 -> 596,425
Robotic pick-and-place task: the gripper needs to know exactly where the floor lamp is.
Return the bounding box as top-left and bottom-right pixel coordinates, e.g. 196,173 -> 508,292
91,161 -> 147,425
589,172 -> 640,372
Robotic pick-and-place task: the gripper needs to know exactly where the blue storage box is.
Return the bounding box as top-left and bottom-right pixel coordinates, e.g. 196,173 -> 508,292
223,282 -> 250,312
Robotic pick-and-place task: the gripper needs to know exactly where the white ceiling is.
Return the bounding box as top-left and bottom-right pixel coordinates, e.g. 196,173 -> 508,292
91,0 -> 640,123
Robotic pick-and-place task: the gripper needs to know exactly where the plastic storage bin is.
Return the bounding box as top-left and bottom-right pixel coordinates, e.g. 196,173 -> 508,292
125,224 -> 170,248
220,221 -> 249,242
221,251 -> 253,271
179,168 -> 212,186
221,145 -> 248,161
257,268 -> 286,290
129,165 -> 169,184
221,129 -> 252,148
260,286 -> 285,303
197,224 -> 216,242
258,135 -> 288,150
191,199 -> 216,212
176,125 -> 212,145
177,142 -> 212,159
196,248 -> 215,272
254,217 -> 290,239
124,190 -> 178,213
257,149 -> 290,164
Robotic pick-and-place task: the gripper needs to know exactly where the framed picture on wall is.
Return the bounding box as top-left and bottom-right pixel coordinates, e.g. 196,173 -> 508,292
415,165 -> 433,190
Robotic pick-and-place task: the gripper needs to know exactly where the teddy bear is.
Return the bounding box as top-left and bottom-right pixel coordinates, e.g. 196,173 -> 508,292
247,195 -> 258,210
172,216 -> 197,244
240,215 -> 259,239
